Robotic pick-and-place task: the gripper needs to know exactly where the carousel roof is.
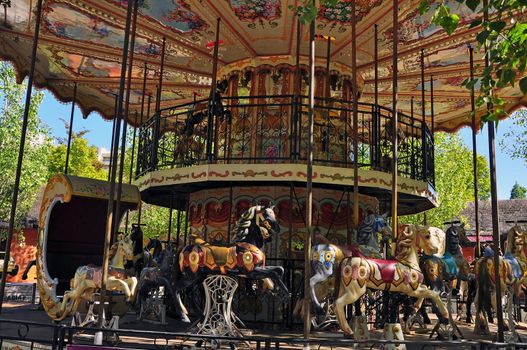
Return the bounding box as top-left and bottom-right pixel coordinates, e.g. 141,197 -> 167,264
1,0 -> 526,132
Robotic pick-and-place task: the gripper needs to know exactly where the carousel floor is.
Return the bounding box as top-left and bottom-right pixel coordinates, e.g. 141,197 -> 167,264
0,302 -> 526,349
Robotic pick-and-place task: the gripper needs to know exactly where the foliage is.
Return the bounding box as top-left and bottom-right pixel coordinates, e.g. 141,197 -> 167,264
510,181 -> 527,199
420,0 -> 527,123
118,128 -> 187,239
0,63 -> 53,238
400,133 -> 491,227
501,108 -> 527,163
46,120 -> 107,180
127,205 -> 187,240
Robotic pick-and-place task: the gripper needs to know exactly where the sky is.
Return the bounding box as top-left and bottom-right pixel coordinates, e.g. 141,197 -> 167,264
38,90 -> 527,200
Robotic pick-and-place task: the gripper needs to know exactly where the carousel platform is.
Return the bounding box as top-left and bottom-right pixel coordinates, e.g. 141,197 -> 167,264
0,302 -> 525,349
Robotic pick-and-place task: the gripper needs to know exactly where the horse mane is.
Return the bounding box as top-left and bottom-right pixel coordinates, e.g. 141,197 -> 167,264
395,224 -> 415,260
356,214 -> 375,244
232,205 -> 260,242
505,225 -> 524,255
429,227 -> 446,257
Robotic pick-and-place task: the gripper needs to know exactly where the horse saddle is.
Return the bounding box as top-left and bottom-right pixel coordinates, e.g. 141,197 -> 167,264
369,259 -> 397,283
442,252 -> 459,278
504,252 -> 523,279
188,238 -> 238,272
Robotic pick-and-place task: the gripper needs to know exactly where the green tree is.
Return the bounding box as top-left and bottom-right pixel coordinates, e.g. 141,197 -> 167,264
401,133 -> 490,227
501,109 -> 527,163
0,63 -> 53,237
117,128 -> 186,239
510,182 -> 527,199
46,122 -> 107,180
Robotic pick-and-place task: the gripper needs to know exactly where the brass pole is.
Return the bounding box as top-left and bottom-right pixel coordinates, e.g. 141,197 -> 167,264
391,0 -> 399,237
303,9 -> 316,341
352,0 -> 359,228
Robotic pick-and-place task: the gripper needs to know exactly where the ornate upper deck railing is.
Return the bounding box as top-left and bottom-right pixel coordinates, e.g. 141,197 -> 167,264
135,95 -> 435,188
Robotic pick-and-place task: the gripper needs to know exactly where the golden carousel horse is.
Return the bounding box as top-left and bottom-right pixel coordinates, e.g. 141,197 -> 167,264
334,224 -> 449,337
53,234 -> 138,321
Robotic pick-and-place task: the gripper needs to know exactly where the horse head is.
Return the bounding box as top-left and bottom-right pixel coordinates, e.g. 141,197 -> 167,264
234,204 -> 280,248
506,225 -> 526,256
397,225 -> 441,259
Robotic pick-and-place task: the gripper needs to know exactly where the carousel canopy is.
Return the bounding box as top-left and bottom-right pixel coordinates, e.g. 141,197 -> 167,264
1,0 -> 526,132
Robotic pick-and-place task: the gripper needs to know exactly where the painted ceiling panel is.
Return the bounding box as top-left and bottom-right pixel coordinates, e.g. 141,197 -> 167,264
0,0 -> 525,131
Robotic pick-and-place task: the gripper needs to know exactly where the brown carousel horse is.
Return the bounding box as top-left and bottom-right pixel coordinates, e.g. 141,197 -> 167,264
176,205 -> 289,304
334,224 -> 449,337
473,225 -> 526,334
52,234 -> 137,321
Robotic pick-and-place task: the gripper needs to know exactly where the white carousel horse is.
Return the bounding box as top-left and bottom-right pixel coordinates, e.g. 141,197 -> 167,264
334,224 -> 449,337
309,213 -> 391,314
54,234 -> 138,321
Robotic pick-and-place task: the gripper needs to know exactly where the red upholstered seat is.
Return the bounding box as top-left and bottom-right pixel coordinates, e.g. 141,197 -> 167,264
369,258 -> 398,283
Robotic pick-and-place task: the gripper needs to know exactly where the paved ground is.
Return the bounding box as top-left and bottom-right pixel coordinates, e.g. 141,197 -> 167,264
0,302 -> 526,349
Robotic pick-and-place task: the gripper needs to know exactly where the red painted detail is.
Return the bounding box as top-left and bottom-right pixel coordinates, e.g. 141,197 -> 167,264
369,258 -> 398,283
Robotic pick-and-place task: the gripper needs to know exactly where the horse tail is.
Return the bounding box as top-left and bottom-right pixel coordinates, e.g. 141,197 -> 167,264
476,258 -> 493,315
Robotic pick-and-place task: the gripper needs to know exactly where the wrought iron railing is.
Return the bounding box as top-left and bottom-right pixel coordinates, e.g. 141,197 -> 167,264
136,95 -> 435,187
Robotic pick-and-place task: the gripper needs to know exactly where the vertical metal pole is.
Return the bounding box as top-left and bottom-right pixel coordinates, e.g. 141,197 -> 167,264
391,0 -> 399,238
97,0 -> 134,328
168,194 -> 173,242
207,18 -> 221,162
469,46 -> 481,258
108,97 -> 118,181
183,192 -> 190,245
374,24 -> 379,168
303,9 -> 315,341
0,0 -> 43,313
430,75 -> 434,135
114,0 -> 138,237
176,209 -> 182,243
410,96 -> 415,179
125,112 -> 139,233
115,0 -> 138,236
293,18 -> 301,161
483,0 -> 504,340
325,36 -> 331,100
64,82 -> 77,175
155,38 -> 166,113
153,38 -> 166,171
352,0 -> 359,229
227,186 -> 233,244
420,49 -> 427,185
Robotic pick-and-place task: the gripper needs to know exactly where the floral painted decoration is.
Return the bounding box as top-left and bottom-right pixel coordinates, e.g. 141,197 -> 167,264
226,0 -> 281,23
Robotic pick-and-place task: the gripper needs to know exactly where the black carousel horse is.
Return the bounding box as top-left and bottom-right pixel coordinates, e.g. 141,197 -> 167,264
136,239 -> 190,322
176,204 -> 290,304
124,223 -> 145,277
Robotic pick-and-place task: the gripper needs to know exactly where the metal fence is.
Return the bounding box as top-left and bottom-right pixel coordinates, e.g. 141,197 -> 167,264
3,318 -> 525,350
136,95 -> 435,187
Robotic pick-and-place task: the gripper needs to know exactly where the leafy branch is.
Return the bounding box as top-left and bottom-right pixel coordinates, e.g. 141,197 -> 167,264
421,0 -> 527,123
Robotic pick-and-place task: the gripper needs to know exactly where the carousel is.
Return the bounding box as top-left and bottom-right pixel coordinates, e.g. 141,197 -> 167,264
0,0 -> 527,348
